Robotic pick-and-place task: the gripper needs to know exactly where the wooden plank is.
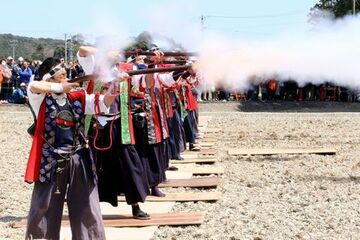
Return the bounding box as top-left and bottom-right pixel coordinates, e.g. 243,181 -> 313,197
169,165 -> 224,175
183,149 -> 217,155
166,171 -> 193,179
118,192 -> 222,202
228,148 -> 337,156
159,177 -> 221,188
98,212 -> 205,227
170,158 -> 217,164
100,202 -> 175,215
14,212 -> 205,228
176,167 -> 224,175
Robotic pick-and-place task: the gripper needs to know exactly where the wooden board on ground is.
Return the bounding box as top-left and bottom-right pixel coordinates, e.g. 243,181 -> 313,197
171,166 -> 224,175
99,202 -> 175,215
101,212 -> 205,226
170,158 -> 217,164
183,149 -> 217,155
14,212 -> 206,228
118,192 -> 222,202
166,171 -> 193,179
228,148 -> 337,156
159,177 -> 221,188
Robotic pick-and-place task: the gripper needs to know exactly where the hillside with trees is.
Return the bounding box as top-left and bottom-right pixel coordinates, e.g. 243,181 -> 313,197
0,33 -> 86,61
0,32 -> 183,61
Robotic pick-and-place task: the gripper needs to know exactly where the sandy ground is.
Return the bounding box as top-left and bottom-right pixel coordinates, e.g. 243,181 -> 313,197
1,102 -> 360,239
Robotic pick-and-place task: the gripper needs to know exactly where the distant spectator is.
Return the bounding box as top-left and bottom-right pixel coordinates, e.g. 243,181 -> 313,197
18,57 -> 24,66
29,61 -> 36,73
260,82 -> 268,101
32,60 -> 42,77
74,63 -> 84,77
0,57 -> 13,102
66,61 -> 78,79
7,56 -> 18,88
9,82 -> 28,104
18,61 -> 32,85
267,80 -> 277,100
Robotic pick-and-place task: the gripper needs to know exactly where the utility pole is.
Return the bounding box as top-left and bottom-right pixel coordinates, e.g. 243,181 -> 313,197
69,35 -> 73,62
353,0 -> 356,15
201,15 -> 205,32
64,33 -> 68,63
9,40 -> 18,59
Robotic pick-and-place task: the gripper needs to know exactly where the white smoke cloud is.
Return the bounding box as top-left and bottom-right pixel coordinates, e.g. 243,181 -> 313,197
197,13 -> 360,91
81,6 -> 133,83
77,2 -> 360,92
146,1 -> 202,51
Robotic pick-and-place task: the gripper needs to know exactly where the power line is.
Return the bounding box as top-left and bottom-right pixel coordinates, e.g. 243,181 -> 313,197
204,27 -> 272,36
203,10 -> 308,20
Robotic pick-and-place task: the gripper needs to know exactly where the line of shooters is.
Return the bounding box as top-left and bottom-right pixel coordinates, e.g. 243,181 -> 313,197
23,45 -> 200,239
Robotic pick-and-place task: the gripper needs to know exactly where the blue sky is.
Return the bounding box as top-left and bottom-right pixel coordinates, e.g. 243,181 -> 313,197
1,0 -> 319,41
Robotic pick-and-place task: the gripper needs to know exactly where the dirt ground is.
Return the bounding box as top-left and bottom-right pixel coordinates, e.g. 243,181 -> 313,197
1,101 -> 360,240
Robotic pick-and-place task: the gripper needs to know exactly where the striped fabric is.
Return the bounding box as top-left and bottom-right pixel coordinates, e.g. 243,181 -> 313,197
145,88 -> 157,144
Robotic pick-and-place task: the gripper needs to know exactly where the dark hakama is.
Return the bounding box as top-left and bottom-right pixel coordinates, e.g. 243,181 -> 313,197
167,110 -> 186,159
26,148 -> 106,240
188,110 -> 199,139
162,138 -> 171,169
133,118 -> 167,187
90,118 -> 149,206
183,112 -> 196,144
191,88 -> 200,138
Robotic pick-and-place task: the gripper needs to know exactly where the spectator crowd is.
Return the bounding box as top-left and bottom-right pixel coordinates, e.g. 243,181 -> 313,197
200,80 -> 360,103
0,56 -> 84,104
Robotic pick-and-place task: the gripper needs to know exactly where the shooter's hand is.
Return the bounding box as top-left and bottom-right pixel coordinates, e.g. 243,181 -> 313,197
151,50 -> 164,63
186,61 -> 198,73
115,72 -> 130,82
61,82 -> 80,93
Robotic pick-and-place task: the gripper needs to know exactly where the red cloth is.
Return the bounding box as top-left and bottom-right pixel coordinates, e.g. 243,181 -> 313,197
185,83 -> 197,111
55,118 -> 76,127
86,79 -> 94,94
68,91 -> 86,112
24,91 -> 86,183
24,101 -> 46,183
118,63 -> 133,71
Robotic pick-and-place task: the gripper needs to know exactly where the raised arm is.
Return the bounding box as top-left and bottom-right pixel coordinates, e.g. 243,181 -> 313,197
30,81 -> 79,94
78,46 -> 98,57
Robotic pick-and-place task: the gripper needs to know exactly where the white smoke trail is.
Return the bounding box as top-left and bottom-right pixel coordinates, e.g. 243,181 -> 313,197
78,3 -> 360,92
197,13 -> 360,91
82,7 -> 132,84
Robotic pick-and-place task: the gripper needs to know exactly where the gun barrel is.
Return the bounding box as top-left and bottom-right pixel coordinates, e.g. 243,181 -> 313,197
127,65 -> 191,76
68,65 -> 191,83
125,50 -> 198,57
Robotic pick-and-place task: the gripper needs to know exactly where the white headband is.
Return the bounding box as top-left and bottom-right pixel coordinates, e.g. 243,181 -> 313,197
42,64 -> 64,81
